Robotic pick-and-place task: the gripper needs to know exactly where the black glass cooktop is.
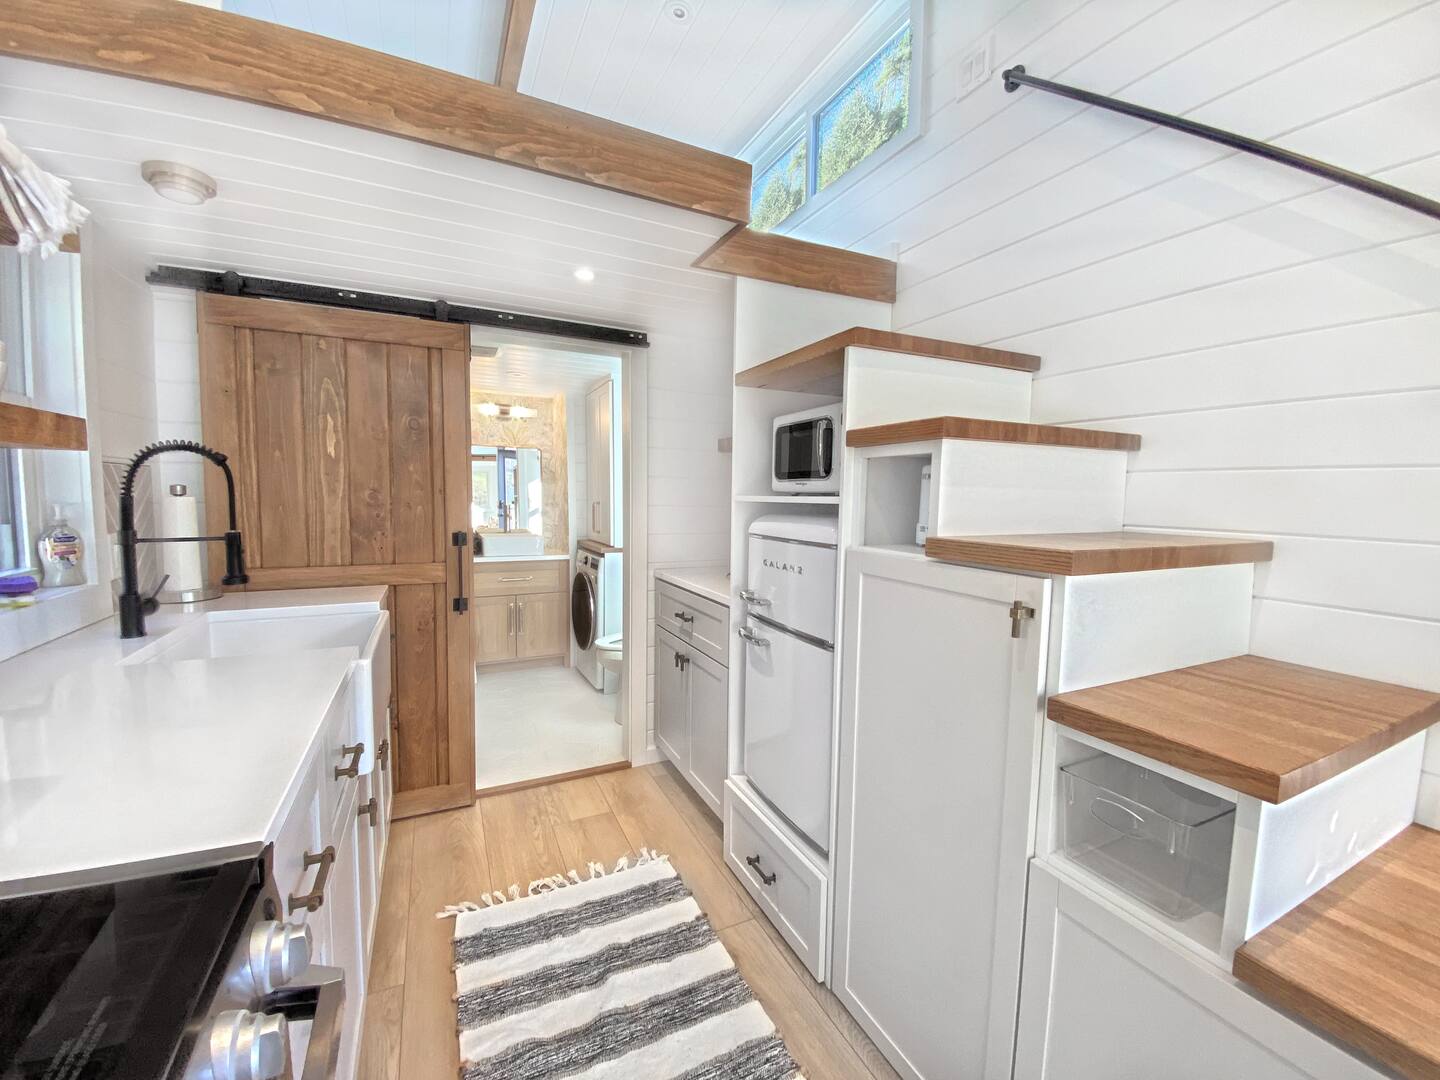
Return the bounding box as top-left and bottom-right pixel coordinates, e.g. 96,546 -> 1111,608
0,856 -> 261,1080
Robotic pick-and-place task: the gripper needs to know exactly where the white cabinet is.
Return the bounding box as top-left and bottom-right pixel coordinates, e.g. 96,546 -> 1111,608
654,625 -> 729,815
832,549 -> 1048,1080
1014,862 -> 1385,1080
585,378 -> 621,546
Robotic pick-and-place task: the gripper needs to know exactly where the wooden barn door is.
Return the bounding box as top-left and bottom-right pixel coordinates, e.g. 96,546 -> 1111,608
196,294 -> 473,818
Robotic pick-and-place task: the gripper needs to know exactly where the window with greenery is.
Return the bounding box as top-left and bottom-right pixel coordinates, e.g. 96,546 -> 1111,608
817,26 -> 911,192
747,20 -> 914,232
750,135 -> 807,233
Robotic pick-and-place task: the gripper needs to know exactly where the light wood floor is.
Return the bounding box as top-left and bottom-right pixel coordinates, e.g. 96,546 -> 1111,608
357,762 -> 901,1080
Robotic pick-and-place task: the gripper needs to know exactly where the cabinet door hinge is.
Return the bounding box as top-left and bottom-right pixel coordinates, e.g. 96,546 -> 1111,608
1009,600 -> 1035,638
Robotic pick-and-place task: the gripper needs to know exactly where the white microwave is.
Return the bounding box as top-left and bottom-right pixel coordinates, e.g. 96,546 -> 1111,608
772,403 -> 843,494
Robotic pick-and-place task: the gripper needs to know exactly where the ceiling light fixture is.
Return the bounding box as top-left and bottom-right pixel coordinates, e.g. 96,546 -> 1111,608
573,266 -> 596,283
140,160 -> 218,205
476,401 -> 537,420
664,1 -> 693,24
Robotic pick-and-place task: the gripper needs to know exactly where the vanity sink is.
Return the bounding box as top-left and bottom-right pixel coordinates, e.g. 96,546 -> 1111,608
479,532 -> 544,556
124,609 -> 391,774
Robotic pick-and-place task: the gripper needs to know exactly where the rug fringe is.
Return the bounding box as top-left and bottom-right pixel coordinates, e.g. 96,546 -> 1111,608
435,848 -> 668,918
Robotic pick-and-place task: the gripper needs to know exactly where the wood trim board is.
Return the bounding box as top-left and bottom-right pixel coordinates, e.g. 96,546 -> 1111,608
695,226 -> 897,303
496,0 -> 537,92
0,402 -> 87,450
846,416 -> 1141,451
392,782 -> 474,820
239,564 -> 447,589
1233,825 -> 1440,1080
735,326 -> 1040,394
0,0 -> 752,222
197,294 -> 469,349
924,531 -> 1275,576
1046,655 -> 1440,803
474,760 -> 630,799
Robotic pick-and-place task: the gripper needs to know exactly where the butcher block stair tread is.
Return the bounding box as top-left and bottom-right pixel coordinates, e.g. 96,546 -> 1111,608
845,415 -> 1141,451
1233,824 -> 1440,1079
734,327 -> 1041,396
1046,655 -> 1440,803
924,530 -> 1274,575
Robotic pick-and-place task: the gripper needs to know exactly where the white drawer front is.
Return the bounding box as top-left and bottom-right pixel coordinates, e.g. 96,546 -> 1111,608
656,580 -> 730,667
724,779 -> 828,981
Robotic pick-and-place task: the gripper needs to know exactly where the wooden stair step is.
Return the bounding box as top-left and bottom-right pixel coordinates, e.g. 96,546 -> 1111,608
1234,824 -> 1440,1079
845,415 -> 1139,451
1046,654 -> 1440,803
734,328 -> 1040,396
924,530 -> 1274,576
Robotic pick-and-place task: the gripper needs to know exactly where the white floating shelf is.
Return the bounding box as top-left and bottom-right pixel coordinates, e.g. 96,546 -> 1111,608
734,494 -> 840,505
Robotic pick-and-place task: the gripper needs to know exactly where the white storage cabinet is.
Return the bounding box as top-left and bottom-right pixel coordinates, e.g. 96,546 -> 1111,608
654,580 -> 730,814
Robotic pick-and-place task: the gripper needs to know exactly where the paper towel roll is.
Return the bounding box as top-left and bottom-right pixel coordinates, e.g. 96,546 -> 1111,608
160,484 -> 206,593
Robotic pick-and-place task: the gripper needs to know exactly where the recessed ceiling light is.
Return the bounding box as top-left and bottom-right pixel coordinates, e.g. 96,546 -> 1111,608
140,160 -> 218,205
573,266 -> 596,283
664,1 -> 693,24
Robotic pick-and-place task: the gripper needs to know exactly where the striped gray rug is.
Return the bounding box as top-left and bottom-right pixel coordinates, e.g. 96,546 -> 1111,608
444,850 -> 804,1080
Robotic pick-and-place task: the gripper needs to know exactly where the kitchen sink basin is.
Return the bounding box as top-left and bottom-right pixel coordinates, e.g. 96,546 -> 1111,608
124,609 -> 391,774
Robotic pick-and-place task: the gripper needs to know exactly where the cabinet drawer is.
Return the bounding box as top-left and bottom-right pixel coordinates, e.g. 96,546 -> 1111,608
724,779 -> 828,981
474,560 -> 567,597
656,580 -> 730,667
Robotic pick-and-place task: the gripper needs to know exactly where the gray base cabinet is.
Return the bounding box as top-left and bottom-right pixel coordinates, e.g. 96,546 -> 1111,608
655,625 -> 728,814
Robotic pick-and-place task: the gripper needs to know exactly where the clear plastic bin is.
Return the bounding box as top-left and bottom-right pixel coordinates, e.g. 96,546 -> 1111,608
1059,754 -> 1235,920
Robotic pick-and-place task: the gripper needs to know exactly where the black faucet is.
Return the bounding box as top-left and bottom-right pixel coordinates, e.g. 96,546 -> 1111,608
118,440 -> 248,638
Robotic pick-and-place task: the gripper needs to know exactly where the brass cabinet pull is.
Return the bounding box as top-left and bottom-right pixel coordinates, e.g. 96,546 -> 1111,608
358,797 -> 379,825
334,743 -> 364,780
288,846 -> 336,913
745,854 -> 776,886
498,575 -> 534,582
377,739 -> 390,772
517,600 -> 525,635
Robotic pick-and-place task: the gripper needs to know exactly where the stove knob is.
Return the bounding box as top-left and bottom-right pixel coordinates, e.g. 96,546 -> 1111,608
188,1009 -> 288,1080
246,920 -> 312,995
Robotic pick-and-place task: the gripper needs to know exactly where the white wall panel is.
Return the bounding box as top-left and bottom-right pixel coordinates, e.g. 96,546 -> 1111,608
790,0 -> 1440,820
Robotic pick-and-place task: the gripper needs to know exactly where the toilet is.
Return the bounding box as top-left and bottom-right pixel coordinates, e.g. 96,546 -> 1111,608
595,632 -> 623,708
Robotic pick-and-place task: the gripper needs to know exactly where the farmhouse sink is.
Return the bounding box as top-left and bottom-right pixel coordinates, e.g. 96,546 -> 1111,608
124,609 -> 391,774
479,531 -> 544,556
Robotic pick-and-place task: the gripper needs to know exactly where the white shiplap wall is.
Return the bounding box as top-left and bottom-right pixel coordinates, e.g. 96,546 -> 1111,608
789,0 -> 1440,821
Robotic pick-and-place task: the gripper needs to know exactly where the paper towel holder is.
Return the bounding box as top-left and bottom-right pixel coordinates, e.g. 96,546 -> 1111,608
156,482 -> 222,605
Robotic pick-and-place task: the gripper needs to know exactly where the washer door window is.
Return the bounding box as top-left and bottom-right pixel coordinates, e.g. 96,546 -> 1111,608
572,571 -> 597,649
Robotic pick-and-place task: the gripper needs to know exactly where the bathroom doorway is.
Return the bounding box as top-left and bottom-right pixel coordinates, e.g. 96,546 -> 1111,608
467,329 -> 642,792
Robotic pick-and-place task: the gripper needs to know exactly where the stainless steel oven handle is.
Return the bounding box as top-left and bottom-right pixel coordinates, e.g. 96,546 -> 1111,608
263,963 -> 345,1080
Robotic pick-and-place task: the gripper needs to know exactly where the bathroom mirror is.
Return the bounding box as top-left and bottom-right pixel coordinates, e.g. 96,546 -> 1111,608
471,445 -> 543,534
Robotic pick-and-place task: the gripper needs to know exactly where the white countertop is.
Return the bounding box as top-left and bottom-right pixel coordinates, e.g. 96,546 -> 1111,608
473,553 -> 570,563
0,587 -> 385,897
654,566 -> 732,607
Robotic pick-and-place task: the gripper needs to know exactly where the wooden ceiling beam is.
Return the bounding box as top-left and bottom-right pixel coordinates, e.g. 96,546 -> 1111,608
0,0 -> 752,223
496,0 -> 538,92
695,226 -> 897,303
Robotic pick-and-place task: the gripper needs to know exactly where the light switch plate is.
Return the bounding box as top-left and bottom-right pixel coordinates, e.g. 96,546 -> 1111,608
957,35 -> 994,100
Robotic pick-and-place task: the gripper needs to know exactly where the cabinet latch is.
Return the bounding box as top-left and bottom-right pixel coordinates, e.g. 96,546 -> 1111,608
1009,600 -> 1035,638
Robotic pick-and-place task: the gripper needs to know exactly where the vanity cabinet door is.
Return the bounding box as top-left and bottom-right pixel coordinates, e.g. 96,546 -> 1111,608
686,647 -> 727,815
472,594 -> 515,664
517,591 -> 567,659
655,629 -> 689,771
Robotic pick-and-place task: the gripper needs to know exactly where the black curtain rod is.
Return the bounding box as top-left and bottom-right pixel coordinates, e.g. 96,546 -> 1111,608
1001,65 -> 1440,223
145,266 -> 650,349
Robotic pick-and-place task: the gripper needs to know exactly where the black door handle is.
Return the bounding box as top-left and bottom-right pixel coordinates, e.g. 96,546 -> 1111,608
452,531 -> 469,613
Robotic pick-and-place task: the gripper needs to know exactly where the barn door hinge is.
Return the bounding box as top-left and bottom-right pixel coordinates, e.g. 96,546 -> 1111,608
1009,600 -> 1035,638
451,531 -> 470,614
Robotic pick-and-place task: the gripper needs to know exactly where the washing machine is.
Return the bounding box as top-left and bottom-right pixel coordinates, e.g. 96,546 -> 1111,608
572,547 -> 621,691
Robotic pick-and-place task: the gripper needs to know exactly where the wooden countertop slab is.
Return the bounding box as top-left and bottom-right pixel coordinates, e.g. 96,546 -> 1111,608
1046,655 -> 1440,802
845,415 -> 1141,451
734,327 -> 1040,395
1234,825 -> 1440,1079
924,531 -> 1274,575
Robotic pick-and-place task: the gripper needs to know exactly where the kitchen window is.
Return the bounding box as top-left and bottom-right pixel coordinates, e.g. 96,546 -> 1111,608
743,4 -> 922,234
0,249 -> 33,575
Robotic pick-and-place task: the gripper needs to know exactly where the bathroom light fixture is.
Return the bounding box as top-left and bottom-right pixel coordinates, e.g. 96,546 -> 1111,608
141,160 -> 218,205
573,266 -> 596,283
476,401 -> 537,420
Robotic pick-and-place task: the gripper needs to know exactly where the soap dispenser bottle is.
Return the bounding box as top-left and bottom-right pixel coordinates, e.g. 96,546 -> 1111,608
36,503 -> 85,587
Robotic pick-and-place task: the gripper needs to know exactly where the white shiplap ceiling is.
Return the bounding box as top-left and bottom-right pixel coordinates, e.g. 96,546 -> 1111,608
220,0 -> 509,83
0,58 -> 733,332
519,0 -> 882,155
470,339 -> 620,398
